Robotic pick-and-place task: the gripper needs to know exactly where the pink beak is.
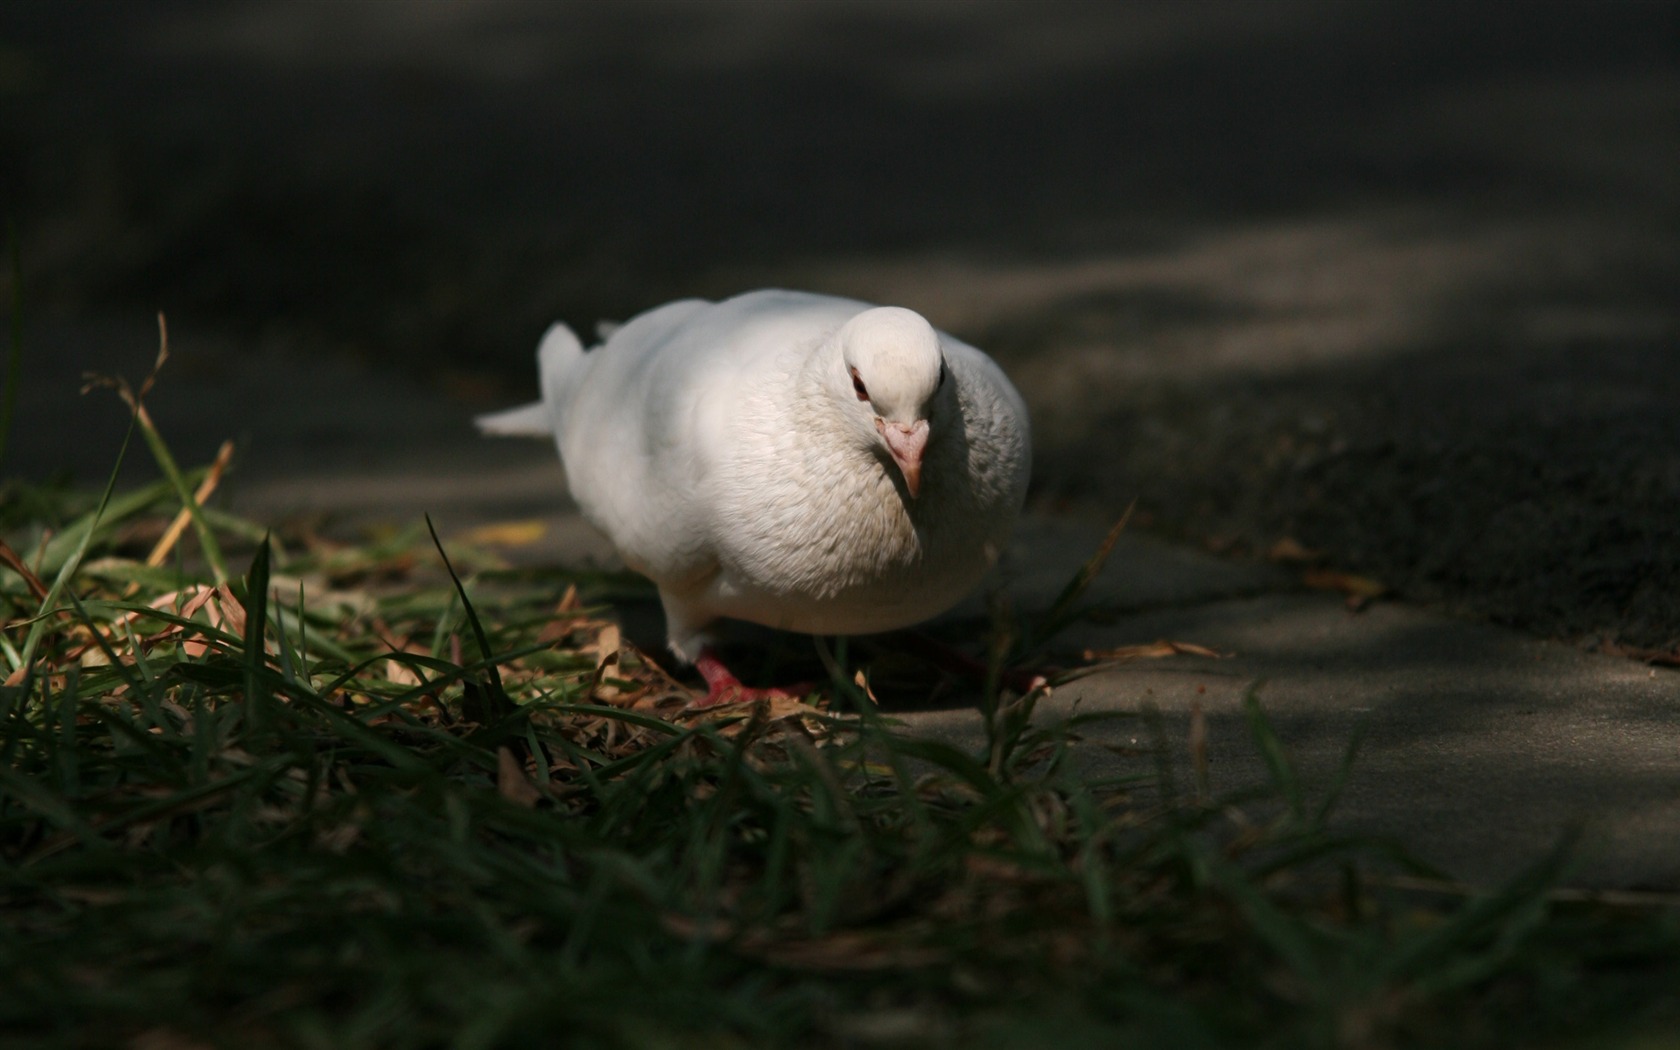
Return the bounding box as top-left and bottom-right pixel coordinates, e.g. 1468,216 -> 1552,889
876,418 -> 930,498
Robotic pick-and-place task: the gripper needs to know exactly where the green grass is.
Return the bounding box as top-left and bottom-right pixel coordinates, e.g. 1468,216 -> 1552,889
1,392 -> 1678,1049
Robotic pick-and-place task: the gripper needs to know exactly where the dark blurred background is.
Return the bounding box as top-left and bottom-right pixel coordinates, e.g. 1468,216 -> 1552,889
2,0 -> 1677,650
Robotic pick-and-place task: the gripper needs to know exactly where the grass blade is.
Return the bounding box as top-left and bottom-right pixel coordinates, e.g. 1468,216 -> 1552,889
123,314 -> 229,584
1014,501 -> 1133,660
425,513 -> 510,711
1240,681 -> 1304,822
16,424 -> 137,679
1312,711 -> 1369,830
240,533 -> 274,726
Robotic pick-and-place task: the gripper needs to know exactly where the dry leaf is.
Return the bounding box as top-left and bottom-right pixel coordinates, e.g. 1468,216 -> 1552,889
0,536 -> 49,602
587,623 -> 623,699
1301,568 -> 1386,597
1082,639 -> 1231,662
315,817 -> 364,854
1301,568 -> 1388,610
592,623 -> 621,666
496,747 -> 542,808
852,670 -> 880,705
212,583 -> 248,636
146,439 -> 235,569
381,658 -> 422,688
556,583 -> 580,612
457,520 -> 548,547
1268,537 -> 1321,563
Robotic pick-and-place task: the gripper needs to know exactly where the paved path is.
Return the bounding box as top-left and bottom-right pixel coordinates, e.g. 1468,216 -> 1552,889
922,517 -> 1680,891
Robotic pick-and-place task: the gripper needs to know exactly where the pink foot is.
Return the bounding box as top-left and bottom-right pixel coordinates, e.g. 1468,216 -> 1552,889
690,648 -> 817,709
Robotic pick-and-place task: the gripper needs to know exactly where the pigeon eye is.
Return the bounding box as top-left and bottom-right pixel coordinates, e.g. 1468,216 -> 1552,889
850,367 -> 869,401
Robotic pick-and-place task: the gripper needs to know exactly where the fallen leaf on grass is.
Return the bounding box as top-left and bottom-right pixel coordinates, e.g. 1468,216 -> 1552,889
497,746 -> 542,807
592,624 -> 621,663
146,439 -> 235,569
380,657 -> 424,688
586,623 -> 623,699
853,669 -> 880,704
0,536 -> 50,602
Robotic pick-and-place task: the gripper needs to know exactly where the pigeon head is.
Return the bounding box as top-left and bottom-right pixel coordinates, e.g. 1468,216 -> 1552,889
837,307 -> 947,499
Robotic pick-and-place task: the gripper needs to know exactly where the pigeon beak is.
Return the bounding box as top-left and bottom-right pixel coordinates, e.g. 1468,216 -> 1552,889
876,418 -> 929,499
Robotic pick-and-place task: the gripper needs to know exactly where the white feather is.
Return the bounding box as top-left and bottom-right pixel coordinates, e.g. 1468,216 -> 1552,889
474,402 -> 549,437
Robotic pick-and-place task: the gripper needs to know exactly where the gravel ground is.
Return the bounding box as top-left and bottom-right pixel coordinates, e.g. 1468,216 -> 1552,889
4,0 -> 1677,650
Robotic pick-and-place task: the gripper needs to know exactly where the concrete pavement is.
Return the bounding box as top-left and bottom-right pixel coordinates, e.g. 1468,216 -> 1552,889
927,516 -> 1680,891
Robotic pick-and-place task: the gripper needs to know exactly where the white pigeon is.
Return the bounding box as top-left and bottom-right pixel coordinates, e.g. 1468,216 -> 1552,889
477,289 -> 1031,705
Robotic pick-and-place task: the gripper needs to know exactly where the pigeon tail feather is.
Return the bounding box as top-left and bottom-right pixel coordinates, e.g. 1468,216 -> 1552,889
537,321 -> 585,375
474,401 -> 549,436
538,321 -> 591,420
474,322 -> 587,436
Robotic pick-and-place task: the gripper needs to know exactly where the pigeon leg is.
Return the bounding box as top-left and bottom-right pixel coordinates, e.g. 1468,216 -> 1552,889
690,647 -> 817,709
